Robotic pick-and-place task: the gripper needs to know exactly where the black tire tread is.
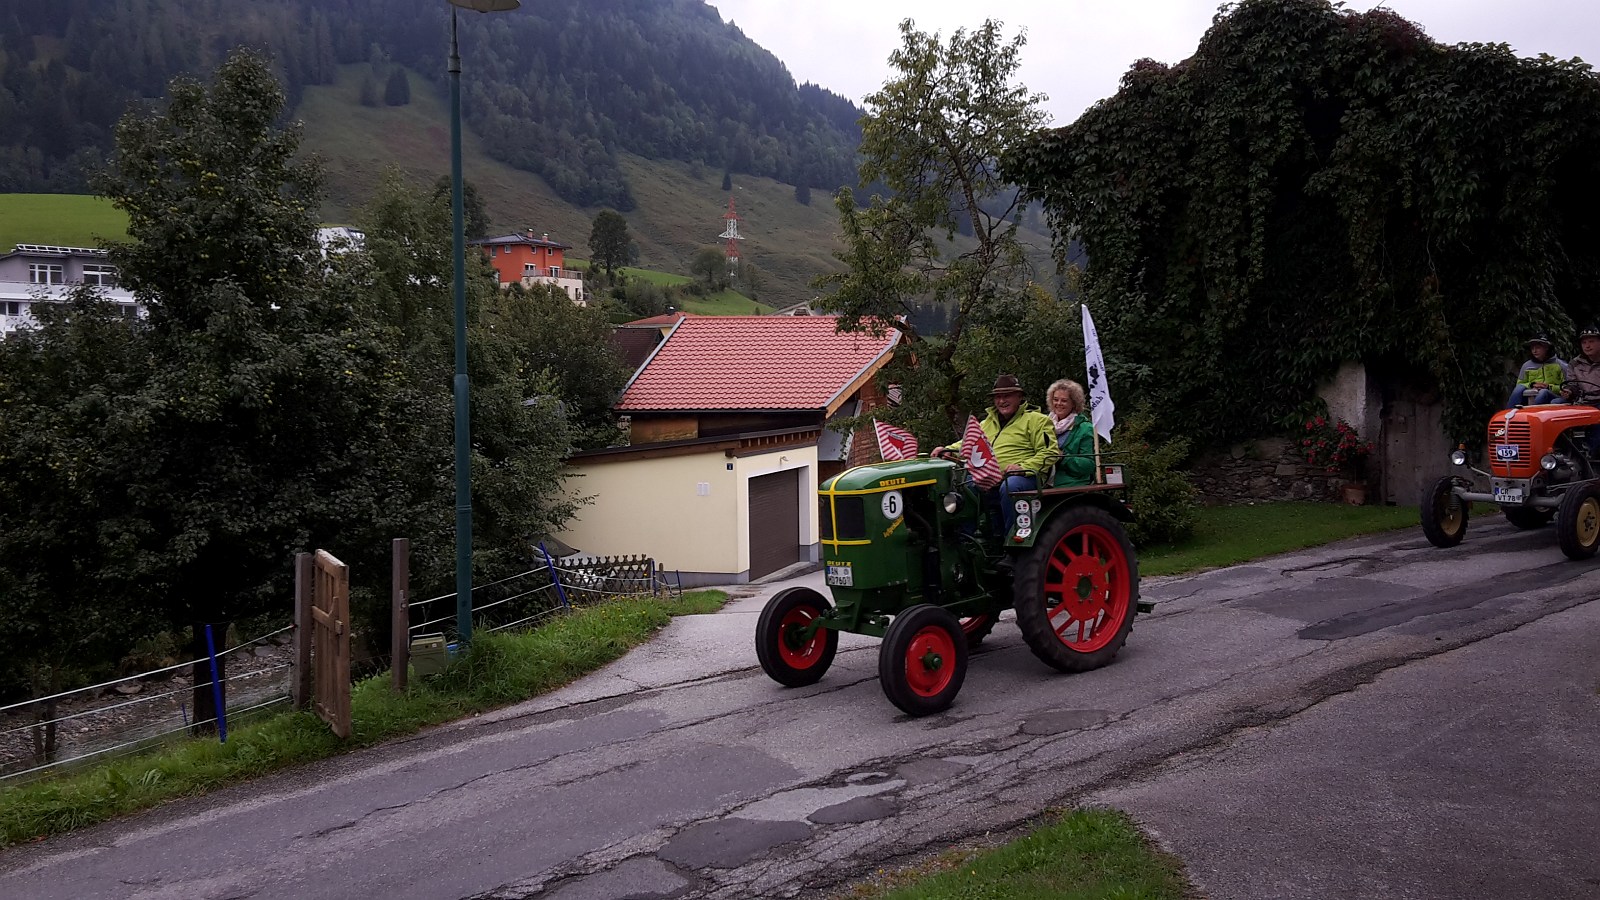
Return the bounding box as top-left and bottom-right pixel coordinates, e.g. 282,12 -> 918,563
755,587 -> 838,687
1013,505 -> 1139,674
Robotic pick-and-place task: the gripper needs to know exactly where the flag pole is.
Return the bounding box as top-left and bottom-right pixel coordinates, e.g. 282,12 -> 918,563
1092,428 -> 1103,484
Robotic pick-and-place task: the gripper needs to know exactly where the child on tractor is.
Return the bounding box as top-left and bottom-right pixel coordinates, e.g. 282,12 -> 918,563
1507,334 -> 1567,408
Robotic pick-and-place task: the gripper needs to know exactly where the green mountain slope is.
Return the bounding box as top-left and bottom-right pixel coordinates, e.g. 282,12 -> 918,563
298,63 -> 847,308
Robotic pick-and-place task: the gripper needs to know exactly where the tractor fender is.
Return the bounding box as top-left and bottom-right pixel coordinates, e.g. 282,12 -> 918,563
1009,491 -> 1133,549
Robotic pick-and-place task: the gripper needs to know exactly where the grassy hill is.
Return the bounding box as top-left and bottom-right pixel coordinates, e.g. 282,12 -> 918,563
296,64 -> 844,309
0,63 -> 1060,311
0,194 -> 126,252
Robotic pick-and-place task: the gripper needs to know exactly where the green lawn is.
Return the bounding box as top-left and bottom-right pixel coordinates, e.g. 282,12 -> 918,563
1140,501 -> 1418,576
851,808 -> 1189,900
0,194 -> 128,250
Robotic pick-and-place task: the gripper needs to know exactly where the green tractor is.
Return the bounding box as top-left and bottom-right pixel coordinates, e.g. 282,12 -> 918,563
755,457 -> 1145,716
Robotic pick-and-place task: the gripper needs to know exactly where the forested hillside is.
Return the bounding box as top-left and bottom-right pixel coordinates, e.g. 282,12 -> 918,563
0,0 -> 863,209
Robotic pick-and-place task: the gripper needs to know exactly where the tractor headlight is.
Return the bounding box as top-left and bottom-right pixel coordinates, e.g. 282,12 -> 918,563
1541,453 -> 1559,471
1450,450 -> 1467,467
942,491 -> 964,515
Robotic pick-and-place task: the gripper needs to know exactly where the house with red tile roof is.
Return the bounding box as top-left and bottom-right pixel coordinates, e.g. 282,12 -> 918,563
557,315 -> 900,585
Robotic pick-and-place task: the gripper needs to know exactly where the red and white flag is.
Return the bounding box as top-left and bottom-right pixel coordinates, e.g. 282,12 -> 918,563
960,415 -> 1002,489
873,420 -> 918,461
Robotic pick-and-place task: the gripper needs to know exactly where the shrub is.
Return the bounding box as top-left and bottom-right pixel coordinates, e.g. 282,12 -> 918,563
1115,413 -> 1199,546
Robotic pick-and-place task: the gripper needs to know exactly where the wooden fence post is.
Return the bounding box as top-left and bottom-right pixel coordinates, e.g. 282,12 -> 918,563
292,552 -> 314,710
392,538 -> 410,692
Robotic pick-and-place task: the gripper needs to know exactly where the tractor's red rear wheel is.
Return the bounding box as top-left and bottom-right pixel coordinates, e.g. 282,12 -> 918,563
1014,506 -> 1139,673
755,587 -> 838,687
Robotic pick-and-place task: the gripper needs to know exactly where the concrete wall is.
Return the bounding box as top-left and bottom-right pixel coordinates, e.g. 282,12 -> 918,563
558,444 -> 819,585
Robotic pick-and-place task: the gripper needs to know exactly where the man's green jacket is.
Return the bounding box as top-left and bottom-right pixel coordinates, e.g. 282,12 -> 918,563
943,402 -> 1060,475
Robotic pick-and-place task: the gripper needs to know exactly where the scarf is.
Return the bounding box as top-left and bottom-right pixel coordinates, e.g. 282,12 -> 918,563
1049,411 -> 1078,436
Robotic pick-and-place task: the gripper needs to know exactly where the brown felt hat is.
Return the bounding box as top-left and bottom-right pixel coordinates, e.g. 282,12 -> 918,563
990,374 -> 1024,395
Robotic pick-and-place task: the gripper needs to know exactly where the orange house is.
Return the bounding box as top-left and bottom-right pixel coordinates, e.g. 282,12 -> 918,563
468,230 -> 589,305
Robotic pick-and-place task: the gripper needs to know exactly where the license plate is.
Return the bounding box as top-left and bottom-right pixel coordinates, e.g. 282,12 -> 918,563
1493,487 -> 1524,503
826,564 -> 853,587
1494,444 -> 1519,460
1102,465 -> 1124,485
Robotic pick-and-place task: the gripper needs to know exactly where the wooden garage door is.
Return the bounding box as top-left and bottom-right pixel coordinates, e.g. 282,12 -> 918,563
747,469 -> 801,580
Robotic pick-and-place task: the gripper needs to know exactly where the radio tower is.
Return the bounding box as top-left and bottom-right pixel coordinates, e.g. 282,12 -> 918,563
718,195 -> 743,270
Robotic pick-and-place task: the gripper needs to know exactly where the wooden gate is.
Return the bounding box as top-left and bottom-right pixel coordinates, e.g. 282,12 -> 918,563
310,550 -> 351,738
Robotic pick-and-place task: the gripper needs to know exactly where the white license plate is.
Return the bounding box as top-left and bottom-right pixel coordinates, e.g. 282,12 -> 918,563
1102,465 -> 1124,485
1493,487 -> 1524,503
1494,444 -> 1519,460
826,564 -> 853,587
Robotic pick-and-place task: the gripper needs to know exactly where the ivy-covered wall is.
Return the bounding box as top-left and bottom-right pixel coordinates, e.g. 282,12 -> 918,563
1005,0 -> 1600,450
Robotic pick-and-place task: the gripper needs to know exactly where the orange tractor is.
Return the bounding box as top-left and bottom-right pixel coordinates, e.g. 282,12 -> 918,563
1422,398 -> 1600,559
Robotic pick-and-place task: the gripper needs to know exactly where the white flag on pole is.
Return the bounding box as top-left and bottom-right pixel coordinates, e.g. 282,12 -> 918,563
1081,304 -> 1115,444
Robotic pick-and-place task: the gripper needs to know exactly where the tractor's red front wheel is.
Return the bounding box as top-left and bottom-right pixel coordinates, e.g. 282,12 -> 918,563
879,604 -> 967,716
755,587 -> 839,687
1014,506 -> 1139,672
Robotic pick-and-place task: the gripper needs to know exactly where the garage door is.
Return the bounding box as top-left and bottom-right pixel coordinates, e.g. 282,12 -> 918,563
747,469 -> 801,580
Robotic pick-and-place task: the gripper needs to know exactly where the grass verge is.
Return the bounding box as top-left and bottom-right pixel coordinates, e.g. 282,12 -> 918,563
1140,501 -> 1418,577
848,808 -> 1190,900
0,590 -> 726,848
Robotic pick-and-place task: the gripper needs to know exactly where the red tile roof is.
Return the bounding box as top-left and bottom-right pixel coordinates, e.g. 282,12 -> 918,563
617,315 -> 899,412
623,311 -> 689,327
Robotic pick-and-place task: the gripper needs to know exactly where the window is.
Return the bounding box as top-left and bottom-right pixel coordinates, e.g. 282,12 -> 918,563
490,247 -> 497,257
82,264 -> 118,287
524,264 -> 539,276
29,264 -> 63,285
548,266 -> 560,278
1,301 -> 26,316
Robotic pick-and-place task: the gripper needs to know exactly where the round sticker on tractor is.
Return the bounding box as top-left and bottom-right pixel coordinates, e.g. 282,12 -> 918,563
1014,500 -> 1030,513
1031,500 -> 1041,514
1016,527 -> 1031,539
880,490 -> 904,520
1016,514 -> 1031,529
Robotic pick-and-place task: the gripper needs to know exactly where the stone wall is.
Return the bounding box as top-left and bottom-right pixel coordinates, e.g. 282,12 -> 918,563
1186,436 -> 1351,505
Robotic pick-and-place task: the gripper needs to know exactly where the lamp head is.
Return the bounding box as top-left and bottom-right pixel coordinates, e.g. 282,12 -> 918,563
448,0 -> 520,11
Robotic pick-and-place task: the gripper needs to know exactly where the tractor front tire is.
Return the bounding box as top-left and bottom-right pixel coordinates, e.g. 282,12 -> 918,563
1013,505 -> 1139,673
1557,483 -> 1600,560
879,604 -> 967,716
1420,476 -> 1468,547
756,587 -> 839,687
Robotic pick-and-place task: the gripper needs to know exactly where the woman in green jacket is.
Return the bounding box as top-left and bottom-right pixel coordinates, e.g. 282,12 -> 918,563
1047,378 -> 1097,486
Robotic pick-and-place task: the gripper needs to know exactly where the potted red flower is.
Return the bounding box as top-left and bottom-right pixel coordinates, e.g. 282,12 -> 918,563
1302,417 -> 1375,504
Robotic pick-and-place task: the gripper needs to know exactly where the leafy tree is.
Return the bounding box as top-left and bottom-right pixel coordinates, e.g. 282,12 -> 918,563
1005,0 -> 1600,445
430,175 -> 490,240
93,50 -> 429,726
817,19 -> 1048,430
587,209 -> 631,279
690,245 -> 729,290
0,292 -> 158,756
383,67 -> 410,106
721,171 -> 733,192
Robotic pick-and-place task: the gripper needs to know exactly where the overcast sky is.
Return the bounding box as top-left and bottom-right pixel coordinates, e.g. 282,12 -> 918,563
708,0 -> 1599,126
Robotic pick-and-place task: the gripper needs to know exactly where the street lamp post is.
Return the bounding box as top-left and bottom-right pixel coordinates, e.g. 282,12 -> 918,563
447,0 -> 520,646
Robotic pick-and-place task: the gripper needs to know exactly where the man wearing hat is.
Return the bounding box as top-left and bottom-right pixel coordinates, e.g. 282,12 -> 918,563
931,374 -> 1059,537
1561,325 -> 1600,454
1507,333 -> 1566,408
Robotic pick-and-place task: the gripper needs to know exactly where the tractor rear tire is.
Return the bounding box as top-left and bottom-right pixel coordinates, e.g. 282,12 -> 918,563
1013,505 -> 1139,673
756,587 -> 839,687
1420,476 -> 1468,547
1557,483 -> 1600,560
1502,505 -> 1555,529
879,604 -> 967,716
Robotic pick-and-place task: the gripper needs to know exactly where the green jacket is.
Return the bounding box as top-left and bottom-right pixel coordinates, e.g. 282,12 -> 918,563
943,402 -> 1060,475
1052,415 -> 1097,486
1516,358 -> 1567,389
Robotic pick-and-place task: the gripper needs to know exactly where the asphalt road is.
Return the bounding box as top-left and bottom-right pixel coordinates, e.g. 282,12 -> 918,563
2,515 -> 1598,900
